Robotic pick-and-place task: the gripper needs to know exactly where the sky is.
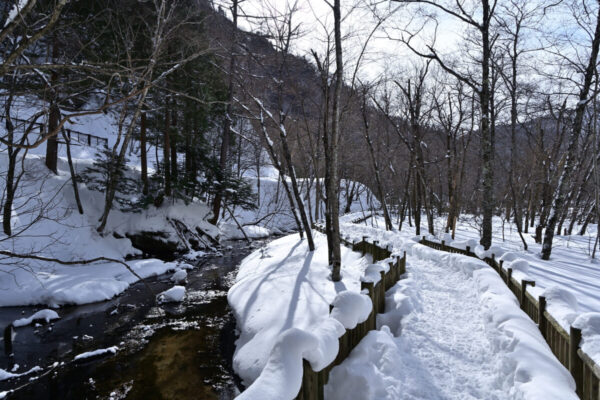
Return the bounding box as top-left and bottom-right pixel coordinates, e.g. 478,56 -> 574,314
211,0 -> 597,108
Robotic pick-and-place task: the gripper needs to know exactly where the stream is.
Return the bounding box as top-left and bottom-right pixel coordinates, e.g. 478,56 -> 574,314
0,239 -> 263,399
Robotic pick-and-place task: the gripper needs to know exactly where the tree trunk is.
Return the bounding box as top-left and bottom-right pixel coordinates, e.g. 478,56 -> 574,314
62,130 -> 84,214
327,0 -> 343,281
210,0 -> 238,225
170,106 -> 178,186
542,4 -> 600,259
279,124 -> 315,250
479,0 -> 494,250
362,101 -> 393,231
163,98 -> 172,196
140,112 -> 148,195
45,37 -> 59,174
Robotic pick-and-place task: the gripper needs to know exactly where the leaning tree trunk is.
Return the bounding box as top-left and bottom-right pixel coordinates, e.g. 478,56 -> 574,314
542,3 -> 600,259
279,123 -> 315,251
362,100 -> 393,231
62,130 -> 84,214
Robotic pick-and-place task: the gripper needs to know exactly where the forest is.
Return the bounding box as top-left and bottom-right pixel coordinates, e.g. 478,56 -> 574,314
0,0 -> 600,399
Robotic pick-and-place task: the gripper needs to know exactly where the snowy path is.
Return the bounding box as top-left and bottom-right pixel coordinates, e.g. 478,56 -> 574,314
389,257 -> 511,399
326,253 -> 520,400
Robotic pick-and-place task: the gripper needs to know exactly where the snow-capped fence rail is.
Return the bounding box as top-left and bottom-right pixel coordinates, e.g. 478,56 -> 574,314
295,225 -> 406,400
420,237 -> 598,399
0,115 -> 109,148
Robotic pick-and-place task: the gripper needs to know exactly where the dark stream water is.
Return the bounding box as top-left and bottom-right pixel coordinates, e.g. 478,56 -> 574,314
0,240 -> 263,399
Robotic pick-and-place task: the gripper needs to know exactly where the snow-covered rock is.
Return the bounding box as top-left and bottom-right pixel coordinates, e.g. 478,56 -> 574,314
13,309 -> 59,327
157,286 -> 186,303
74,346 -> 118,361
170,269 -> 187,284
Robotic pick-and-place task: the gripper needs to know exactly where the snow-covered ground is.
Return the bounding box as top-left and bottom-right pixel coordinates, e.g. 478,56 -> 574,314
349,213 -> 600,319
230,226 -> 579,399
326,243 -> 577,400
228,163 -> 379,233
342,214 -> 600,376
228,232 -> 369,386
0,154 -> 216,307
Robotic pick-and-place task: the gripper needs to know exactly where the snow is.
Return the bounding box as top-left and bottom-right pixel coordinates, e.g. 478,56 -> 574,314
73,346 -> 118,361
4,0 -> 28,27
228,232 -> 369,388
325,240 -> 578,400
13,309 -> 59,327
573,313 -> 600,364
0,154 -> 216,307
220,223 -> 270,240
157,286 -> 186,303
330,291 -> 372,329
0,365 -> 41,382
170,269 -> 187,284
349,213 -> 600,366
542,286 -> 579,328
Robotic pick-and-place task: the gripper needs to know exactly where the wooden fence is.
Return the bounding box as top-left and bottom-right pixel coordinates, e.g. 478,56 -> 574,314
1,115 -> 109,148
420,237 -> 599,399
295,225 -> 406,400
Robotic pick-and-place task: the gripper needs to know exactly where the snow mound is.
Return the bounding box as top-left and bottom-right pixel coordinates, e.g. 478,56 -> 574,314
236,328 -> 317,400
74,346 -> 118,361
170,269 -> 187,284
330,291 -> 372,329
220,223 -> 270,240
474,244 -> 504,259
0,366 -> 42,382
573,313 -> 600,365
157,286 -> 186,303
500,252 -> 521,263
13,309 -> 59,327
377,278 -> 416,335
362,264 -> 386,284
238,318 -> 346,400
507,259 -> 529,274
543,286 -> 579,329
228,233 -> 367,386
441,233 -> 454,244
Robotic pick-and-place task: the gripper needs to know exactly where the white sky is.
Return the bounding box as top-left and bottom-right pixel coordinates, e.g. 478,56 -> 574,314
212,0 -> 597,108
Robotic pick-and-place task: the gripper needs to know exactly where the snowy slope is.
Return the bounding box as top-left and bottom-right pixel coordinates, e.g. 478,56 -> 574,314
0,154 -> 215,307
228,232 -> 368,386
227,160 -> 379,233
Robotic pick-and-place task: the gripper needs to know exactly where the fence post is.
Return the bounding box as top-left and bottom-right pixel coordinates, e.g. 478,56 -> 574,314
569,326 -> 583,397
466,246 -> 470,254
506,268 -> 512,286
538,296 -> 547,339
520,280 -> 535,309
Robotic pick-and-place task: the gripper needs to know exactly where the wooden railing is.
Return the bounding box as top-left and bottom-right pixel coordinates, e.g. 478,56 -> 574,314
1,115 -> 109,148
420,237 -> 599,399
295,225 -> 406,400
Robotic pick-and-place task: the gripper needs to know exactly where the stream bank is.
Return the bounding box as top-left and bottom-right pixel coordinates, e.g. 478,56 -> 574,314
0,239 -> 264,399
